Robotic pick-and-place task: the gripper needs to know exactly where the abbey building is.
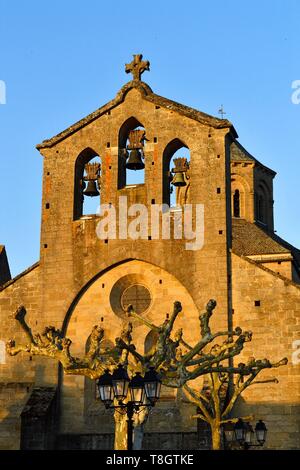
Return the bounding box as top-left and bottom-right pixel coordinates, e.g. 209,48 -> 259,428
0,55 -> 299,450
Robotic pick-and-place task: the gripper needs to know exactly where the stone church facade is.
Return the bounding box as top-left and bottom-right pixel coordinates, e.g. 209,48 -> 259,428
0,56 -> 299,450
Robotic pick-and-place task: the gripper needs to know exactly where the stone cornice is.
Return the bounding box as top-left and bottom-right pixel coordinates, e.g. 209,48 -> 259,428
36,80 -> 237,150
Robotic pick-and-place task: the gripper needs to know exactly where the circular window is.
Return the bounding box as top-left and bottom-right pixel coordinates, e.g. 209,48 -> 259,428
121,284 -> 151,314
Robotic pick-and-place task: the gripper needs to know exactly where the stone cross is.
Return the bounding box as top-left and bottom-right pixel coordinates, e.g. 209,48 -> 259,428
125,54 -> 150,81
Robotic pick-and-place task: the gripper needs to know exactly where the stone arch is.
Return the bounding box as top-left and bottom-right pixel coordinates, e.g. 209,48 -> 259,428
73,147 -> 101,220
60,259 -> 200,435
256,180 -> 270,225
162,138 -> 190,206
118,116 -> 145,189
231,173 -> 249,219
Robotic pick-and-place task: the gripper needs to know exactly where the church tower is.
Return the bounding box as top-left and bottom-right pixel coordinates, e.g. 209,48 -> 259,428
0,55 -> 299,450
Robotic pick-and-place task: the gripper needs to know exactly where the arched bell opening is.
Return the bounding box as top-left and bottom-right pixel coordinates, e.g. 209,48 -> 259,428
255,182 -> 269,225
162,139 -> 190,208
118,117 -> 146,188
231,175 -> 248,220
73,148 -> 101,220
233,189 -> 241,218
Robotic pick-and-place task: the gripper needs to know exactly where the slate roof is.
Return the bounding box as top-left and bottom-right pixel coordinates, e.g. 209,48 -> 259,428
230,141 -> 276,176
36,80 -> 237,149
232,219 -> 291,256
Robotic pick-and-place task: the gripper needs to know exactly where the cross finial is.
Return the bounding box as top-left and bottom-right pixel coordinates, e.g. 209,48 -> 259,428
218,104 -> 226,119
125,54 -> 150,81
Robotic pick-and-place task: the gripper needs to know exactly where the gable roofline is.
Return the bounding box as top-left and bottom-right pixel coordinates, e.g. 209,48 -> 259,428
233,252 -> 300,291
36,80 -> 238,150
0,261 -> 39,292
231,140 -> 276,176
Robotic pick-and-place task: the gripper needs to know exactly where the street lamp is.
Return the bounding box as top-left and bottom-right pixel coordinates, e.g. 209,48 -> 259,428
255,420 -> 267,445
112,364 -> 130,401
144,367 -> 161,404
223,419 -> 268,450
97,366 -> 161,450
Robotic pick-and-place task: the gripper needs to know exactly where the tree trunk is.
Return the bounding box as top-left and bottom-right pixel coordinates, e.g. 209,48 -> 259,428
114,411 -> 128,450
211,422 -> 222,450
113,407 -> 148,450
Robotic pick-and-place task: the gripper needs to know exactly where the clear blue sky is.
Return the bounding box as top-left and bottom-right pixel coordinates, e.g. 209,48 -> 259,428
0,0 -> 299,277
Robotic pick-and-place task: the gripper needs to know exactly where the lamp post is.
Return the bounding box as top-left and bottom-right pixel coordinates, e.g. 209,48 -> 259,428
97,365 -> 161,450
223,418 -> 268,450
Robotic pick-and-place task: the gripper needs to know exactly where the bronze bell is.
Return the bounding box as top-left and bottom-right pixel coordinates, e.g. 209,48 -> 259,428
172,172 -> 186,187
126,149 -> 145,170
83,180 -> 100,197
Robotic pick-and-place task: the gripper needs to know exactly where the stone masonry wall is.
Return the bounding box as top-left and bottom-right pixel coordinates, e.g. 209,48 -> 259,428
231,252 -> 300,449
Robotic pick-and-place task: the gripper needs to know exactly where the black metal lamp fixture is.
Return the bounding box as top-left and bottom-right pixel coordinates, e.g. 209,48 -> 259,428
97,366 -> 161,450
144,367 -> 161,404
129,372 -> 146,406
112,364 -> 130,401
255,420 -> 267,445
97,369 -> 114,408
234,418 -> 246,444
224,418 -> 268,450
223,421 -> 235,444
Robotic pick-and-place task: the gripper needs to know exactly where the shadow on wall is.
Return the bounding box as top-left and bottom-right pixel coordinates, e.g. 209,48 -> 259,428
230,397 -> 300,450
0,382 -> 32,450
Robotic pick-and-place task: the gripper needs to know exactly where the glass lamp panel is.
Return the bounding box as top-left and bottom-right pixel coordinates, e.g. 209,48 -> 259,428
113,380 -> 129,400
245,428 -> 253,444
144,367 -> 161,402
144,381 -> 157,401
100,384 -> 113,403
234,419 -> 246,443
224,429 -> 234,443
130,386 -> 145,405
256,429 -> 266,444
235,428 -> 244,442
255,420 -> 267,444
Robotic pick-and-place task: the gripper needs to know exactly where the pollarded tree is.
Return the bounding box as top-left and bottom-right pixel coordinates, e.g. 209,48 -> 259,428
6,300 -> 287,450
182,357 -> 287,450
126,301 -> 287,450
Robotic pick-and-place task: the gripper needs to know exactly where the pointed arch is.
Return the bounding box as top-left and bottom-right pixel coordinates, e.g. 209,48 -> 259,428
73,147 -> 100,220
231,173 -> 249,219
256,180 -> 270,225
162,138 -> 189,206
118,116 -> 145,189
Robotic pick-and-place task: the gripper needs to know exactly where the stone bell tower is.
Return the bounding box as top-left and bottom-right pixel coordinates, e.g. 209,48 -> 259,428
29,54 -> 235,445
4,54 -> 300,451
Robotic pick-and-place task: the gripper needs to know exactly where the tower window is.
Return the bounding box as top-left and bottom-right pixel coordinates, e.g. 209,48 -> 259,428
73,149 -> 101,220
118,118 -> 146,188
163,139 -> 190,208
233,189 -> 240,218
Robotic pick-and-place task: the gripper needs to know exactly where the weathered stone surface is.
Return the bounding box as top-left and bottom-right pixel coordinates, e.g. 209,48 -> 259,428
0,57 -> 299,450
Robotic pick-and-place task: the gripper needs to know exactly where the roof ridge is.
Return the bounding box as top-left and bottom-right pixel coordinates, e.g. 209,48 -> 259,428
0,261 -> 39,292
36,81 -> 237,150
232,219 -> 290,256
233,252 -> 300,290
